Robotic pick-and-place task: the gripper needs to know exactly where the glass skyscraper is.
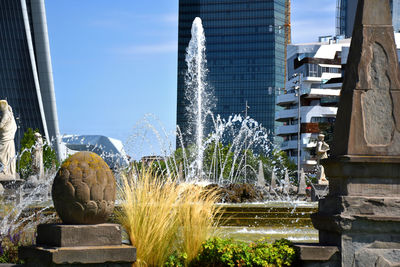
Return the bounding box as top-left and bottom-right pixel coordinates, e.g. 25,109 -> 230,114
0,0 -> 61,156
337,0 -> 400,37
177,0 -> 286,145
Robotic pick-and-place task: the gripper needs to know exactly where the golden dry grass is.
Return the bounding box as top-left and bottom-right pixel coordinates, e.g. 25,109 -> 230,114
176,183 -> 221,263
117,166 -> 221,267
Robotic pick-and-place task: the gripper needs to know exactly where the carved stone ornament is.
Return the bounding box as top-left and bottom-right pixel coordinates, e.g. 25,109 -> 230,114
331,0 -> 400,158
52,151 -> 116,224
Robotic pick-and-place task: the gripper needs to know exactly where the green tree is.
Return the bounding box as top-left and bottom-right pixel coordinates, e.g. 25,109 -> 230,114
132,142 -> 296,185
18,128 -> 59,179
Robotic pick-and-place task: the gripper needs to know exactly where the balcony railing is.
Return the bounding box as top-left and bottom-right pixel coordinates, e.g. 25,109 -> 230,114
276,124 -> 299,135
276,93 -> 297,105
280,140 -> 298,150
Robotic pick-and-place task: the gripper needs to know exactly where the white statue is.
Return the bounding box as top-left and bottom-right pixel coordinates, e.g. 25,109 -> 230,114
0,100 -> 17,180
316,134 -> 330,185
32,132 -> 44,180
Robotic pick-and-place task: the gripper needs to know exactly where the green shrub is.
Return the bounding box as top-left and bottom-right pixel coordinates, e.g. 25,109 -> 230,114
164,251 -> 188,267
165,238 -> 298,267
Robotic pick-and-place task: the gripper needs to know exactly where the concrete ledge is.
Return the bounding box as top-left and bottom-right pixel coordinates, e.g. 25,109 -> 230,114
19,245 -> 136,265
295,244 -> 339,261
36,224 -> 122,247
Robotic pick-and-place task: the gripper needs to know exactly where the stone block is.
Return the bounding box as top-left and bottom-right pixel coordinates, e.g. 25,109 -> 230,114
343,239 -> 400,267
19,245 -> 136,267
295,244 -> 340,267
36,224 -> 122,247
296,244 -> 339,261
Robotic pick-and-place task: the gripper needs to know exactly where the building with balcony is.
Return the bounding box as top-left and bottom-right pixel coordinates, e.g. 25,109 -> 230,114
276,36 -> 351,171
278,34 -> 400,171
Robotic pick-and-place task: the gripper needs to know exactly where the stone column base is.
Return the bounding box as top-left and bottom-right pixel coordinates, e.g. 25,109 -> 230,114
19,224 -> 136,267
310,158 -> 400,266
20,245 -> 136,267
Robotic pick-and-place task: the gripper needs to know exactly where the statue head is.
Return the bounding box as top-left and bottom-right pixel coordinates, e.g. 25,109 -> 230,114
0,100 -> 8,111
318,134 -> 325,141
34,132 -> 42,142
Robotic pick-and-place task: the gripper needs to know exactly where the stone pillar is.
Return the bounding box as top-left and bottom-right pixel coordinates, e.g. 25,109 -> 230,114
310,0 -> 400,266
283,169 -> 290,194
312,159 -> 400,265
257,160 -> 266,187
297,168 -> 307,196
270,170 -> 277,192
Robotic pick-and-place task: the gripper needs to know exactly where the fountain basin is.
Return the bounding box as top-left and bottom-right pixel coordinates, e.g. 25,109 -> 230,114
218,226 -> 318,243
2,201 -> 319,245
217,202 -> 317,227
216,202 -> 318,243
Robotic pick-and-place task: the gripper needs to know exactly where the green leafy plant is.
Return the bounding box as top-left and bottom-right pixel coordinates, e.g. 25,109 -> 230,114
166,238 -> 298,267
164,251 -> 188,267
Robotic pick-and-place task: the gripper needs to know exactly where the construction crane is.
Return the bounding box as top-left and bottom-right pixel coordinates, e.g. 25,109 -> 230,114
284,0 -> 292,91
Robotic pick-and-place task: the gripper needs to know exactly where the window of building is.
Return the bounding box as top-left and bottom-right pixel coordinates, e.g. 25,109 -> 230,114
310,117 -> 336,123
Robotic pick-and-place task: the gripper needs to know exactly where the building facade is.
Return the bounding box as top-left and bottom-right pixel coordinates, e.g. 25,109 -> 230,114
276,37 -> 351,171
62,135 -> 129,169
177,0 -> 286,146
278,34 -> 400,171
0,0 -> 61,157
336,0 -> 400,37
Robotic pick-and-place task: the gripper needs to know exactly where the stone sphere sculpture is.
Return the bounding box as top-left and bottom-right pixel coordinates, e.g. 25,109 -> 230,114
52,151 -> 116,224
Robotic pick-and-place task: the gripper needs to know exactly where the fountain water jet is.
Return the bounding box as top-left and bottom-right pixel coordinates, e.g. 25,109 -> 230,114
185,17 -> 214,178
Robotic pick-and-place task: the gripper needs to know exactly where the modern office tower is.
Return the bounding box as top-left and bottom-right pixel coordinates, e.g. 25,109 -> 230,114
0,0 -> 61,157
336,0 -> 400,37
177,0 -> 286,146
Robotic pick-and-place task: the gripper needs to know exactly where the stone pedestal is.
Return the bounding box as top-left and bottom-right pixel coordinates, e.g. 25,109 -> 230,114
311,157 -> 400,266
298,0 -> 400,265
20,224 -> 136,267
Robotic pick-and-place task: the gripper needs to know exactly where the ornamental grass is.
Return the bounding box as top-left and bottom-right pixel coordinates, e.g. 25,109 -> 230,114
117,166 -> 221,267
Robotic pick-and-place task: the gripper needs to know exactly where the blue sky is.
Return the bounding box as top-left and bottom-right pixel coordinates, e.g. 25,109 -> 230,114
45,0 -> 335,157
